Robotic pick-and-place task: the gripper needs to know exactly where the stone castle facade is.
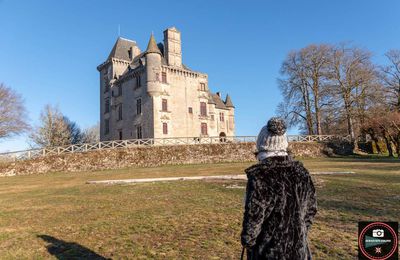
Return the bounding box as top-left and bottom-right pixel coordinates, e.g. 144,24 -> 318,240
97,27 -> 235,141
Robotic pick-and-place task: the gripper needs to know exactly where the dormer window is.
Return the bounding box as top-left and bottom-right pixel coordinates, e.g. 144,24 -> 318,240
128,49 -> 132,60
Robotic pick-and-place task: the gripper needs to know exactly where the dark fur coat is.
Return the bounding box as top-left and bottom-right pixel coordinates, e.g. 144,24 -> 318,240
241,156 -> 317,260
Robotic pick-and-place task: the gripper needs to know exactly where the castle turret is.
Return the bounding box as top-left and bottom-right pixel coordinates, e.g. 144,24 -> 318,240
225,94 -> 234,108
163,27 -> 182,67
145,33 -> 162,96
225,94 -> 235,135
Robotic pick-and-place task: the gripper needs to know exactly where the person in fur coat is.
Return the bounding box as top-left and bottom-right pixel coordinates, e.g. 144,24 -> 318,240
241,117 -> 317,260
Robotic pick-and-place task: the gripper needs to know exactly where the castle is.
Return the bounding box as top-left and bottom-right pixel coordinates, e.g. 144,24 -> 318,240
97,27 -> 235,141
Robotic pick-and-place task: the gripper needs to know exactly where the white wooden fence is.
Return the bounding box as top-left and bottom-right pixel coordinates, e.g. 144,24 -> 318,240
0,135 -> 350,162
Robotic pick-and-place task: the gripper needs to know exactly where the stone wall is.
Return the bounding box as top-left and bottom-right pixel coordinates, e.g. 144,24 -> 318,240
0,141 -> 351,177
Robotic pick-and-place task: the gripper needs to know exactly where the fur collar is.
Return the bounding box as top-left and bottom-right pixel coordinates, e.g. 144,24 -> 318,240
245,156 -> 302,178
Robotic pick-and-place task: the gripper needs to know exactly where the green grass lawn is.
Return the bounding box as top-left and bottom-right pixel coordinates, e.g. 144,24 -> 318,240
0,157 -> 399,259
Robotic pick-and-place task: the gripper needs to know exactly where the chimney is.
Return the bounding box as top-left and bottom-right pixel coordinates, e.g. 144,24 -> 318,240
163,27 -> 182,67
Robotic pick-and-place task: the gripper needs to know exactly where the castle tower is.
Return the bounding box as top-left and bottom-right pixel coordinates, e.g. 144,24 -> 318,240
225,94 -> 235,135
163,27 -> 182,67
145,33 -> 162,96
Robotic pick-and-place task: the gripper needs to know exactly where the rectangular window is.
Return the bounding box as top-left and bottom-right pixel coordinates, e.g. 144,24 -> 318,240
162,99 -> 168,111
105,98 -> 110,113
163,123 -> 168,135
105,119 -> 110,134
118,104 -> 123,120
188,107 -> 193,114
201,123 -> 208,135
162,72 -> 167,83
219,112 -> 224,122
200,102 -> 207,116
200,83 -> 206,91
128,49 -> 132,60
136,125 -> 142,139
211,115 -> 214,121
136,75 -> 141,88
118,130 -> 123,140
136,98 -> 142,115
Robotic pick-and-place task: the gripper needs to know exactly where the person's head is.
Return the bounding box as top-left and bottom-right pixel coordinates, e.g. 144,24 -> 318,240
264,117 -> 288,153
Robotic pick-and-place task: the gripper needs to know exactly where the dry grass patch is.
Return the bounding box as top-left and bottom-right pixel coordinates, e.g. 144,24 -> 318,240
0,158 -> 399,259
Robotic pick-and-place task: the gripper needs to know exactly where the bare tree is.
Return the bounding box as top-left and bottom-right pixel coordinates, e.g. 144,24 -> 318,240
81,122 -> 100,143
328,44 -> 377,147
0,83 -> 29,139
384,111 -> 400,158
301,44 -> 332,135
364,109 -> 400,158
278,51 -> 315,134
380,50 -> 400,111
30,105 -> 82,147
278,45 -> 333,135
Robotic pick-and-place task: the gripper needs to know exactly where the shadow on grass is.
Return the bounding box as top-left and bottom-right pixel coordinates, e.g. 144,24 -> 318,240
38,235 -> 110,260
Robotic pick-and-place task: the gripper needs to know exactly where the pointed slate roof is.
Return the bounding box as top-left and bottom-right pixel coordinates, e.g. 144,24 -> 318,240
207,92 -> 216,104
107,37 -> 137,61
212,94 -> 228,109
145,33 -> 161,54
225,94 -> 234,108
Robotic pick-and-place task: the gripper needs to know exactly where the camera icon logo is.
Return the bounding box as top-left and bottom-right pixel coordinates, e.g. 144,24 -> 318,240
372,229 -> 384,237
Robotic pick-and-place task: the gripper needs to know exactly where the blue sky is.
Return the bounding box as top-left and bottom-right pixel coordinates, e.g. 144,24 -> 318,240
0,0 -> 399,152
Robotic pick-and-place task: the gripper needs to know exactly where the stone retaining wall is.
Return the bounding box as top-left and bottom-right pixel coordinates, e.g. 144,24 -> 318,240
0,141 -> 351,176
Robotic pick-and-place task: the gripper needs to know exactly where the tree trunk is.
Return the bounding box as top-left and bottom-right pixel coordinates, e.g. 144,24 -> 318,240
383,134 -> 394,157
301,82 -> 314,135
371,135 -> 382,154
315,107 -> 322,135
343,93 -> 358,152
314,91 -> 322,135
397,82 -> 400,112
312,78 -> 322,135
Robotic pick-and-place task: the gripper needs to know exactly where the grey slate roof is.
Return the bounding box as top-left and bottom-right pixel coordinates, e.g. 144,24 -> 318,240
225,94 -> 234,107
107,37 -> 137,61
146,34 -> 161,54
207,92 -> 216,104
212,94 -> 228,109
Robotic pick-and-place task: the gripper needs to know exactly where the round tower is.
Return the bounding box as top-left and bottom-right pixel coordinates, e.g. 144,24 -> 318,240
145,33 -> 162,96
